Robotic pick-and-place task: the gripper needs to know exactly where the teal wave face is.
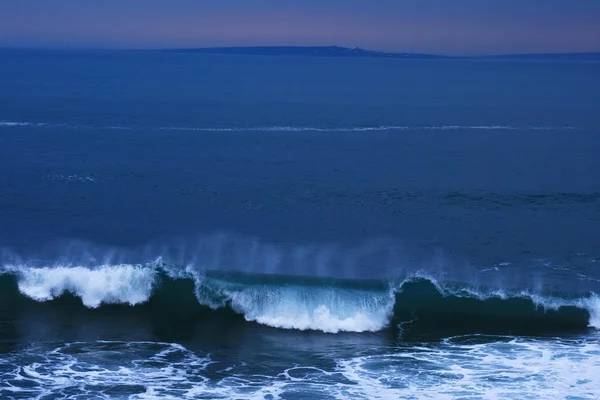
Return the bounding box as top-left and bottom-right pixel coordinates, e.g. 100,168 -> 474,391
1,265 -> 596,338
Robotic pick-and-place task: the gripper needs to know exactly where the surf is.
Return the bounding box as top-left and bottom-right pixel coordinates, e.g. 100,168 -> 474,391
1,263 -> 597,335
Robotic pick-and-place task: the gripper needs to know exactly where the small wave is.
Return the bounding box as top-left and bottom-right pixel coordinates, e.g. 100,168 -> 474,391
158,125 -> 576,132
0,121 -> 128,130
0,120 -> 579,132
0,121 -> 46,127
47,173 -> 98,183
1,263 -> 597,334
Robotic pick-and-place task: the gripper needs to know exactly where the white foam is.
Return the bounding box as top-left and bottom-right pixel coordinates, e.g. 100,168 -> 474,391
581,295 -> 600,329
2,336 -> 599,399
13,265 -> 157,308
0,121 -> 34,127
47,173 -> 97,183
0,341 -> 220,400
336,336 -> 600,399
194,275 -> 395,333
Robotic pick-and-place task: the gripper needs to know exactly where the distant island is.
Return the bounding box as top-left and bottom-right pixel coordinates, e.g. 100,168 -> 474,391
159,46 -> 600,61
160,46 -> 442,59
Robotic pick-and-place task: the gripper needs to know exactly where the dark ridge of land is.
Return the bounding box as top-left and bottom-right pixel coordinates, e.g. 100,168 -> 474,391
159,46 -> 600,61
159,46 -> 445,59
1,46 -> 599,61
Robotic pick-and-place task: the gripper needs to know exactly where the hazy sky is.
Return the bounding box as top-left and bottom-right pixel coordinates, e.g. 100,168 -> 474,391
1,0 -> 599,54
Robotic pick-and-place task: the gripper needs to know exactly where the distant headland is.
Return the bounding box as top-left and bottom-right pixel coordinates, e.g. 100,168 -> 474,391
1,46 -> 598,61
160,46 -> 442,59
159,46 -> 600,61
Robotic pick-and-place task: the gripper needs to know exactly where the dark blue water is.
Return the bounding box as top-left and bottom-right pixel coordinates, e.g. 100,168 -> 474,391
1,50 -> 599,399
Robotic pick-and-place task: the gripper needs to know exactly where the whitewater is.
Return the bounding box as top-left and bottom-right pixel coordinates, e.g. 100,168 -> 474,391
2,255 -> 598,334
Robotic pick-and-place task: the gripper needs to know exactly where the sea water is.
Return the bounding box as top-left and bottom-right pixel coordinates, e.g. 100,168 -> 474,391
1,50 -> 600,399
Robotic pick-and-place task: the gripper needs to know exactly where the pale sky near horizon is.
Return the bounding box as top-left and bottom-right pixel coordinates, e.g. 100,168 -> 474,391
1,1 -> 599,55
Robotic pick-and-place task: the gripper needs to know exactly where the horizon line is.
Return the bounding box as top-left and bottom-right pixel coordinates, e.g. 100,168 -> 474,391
1,45 -> 600,58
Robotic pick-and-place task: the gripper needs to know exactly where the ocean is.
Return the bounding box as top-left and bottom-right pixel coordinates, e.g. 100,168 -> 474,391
0,49 -> 599,399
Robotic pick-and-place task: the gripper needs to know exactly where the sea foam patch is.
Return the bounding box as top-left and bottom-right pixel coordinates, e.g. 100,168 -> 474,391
336,336 -> 600,399
1,337 -> 598,400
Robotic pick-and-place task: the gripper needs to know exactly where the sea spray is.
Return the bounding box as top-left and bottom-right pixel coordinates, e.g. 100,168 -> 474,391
10,264 -> 157,308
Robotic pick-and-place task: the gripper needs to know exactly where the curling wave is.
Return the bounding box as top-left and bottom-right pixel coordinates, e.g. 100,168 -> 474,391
1,263 -> 598,335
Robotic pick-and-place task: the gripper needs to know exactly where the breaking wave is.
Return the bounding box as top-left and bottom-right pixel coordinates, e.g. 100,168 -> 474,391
0,263 -> 597,335
10,264 -> 155,308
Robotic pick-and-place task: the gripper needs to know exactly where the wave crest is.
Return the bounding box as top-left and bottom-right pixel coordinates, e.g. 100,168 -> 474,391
8,264 -> 156,308
193,272 -> 396,333
1,263 -> 598,334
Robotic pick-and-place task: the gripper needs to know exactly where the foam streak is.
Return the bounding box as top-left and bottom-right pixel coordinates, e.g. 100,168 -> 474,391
0,120 -> 578,132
